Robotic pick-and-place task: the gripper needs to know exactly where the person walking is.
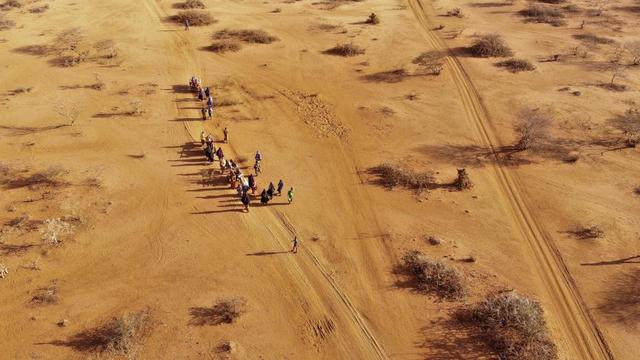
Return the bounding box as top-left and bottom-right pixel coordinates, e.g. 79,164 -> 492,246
277,179 -> 284,196
241,192 -> 251,212
184,19 -> 190,31
248,174 -> 256,194
204,87 -> 210,98
198,88 -> 205,101
260,189 -> 270,205
254,161 -> 261,176
267,182 -> 275,199
291,236 -> 298,254
200,130 -> 206,146
223,127 -> 229,143
201,107 -> 207,120
287,186 -> 295,204
216,147 -> 224,161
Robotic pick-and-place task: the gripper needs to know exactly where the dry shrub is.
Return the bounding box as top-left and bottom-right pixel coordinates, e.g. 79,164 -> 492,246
0,166 -> 68,189
189,298 -> 247,326
0,0 -> 21,10
324,43 -> 365,57
573,33 -> 616,46
514,108 -> 551,151
609,108 -> 640,147
57,310 -> 154,355
365,12 -> 380,24
413,50 -> 445,75
569,225 -> 604,240
467,292 -> 558,360
49,28 -> 89,67
627,41 -> 640,65
29,4 -> 49,13
401,250 -> 464,299
177,0 -> 206,9
171,10 -> 215,26
213,29 -> 278,44
454,168 -> 472,190
41,218 -> 74,246
469,34 -> 513,57
0,16 -> 15,31
446,7 -> 463,17
0,263 -> 8,278
31,281 -> 58,305
497,58 -> 536,72
520,4 -> 566,26
369,163 -> 435,191
206,40 -> 241,53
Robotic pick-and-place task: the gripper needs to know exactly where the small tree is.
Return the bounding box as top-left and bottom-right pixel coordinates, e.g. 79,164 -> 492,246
454,168 -> 472,190
514,108 -> 551,151
610,108 -> 640,147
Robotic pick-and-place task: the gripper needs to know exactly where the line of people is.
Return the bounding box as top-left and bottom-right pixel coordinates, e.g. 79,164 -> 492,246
192,76 -> 294,213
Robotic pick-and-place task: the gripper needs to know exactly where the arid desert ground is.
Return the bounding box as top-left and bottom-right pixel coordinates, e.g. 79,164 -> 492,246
1,0 -> 639,358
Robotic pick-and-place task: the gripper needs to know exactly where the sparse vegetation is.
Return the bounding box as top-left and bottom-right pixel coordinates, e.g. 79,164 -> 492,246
177,0 -> 206,9
497,58 -> 536,72
454,168 -> 472,190
0,16 -> 15,31
31,281 -> 59,305
363,68 -> 409,83
56,310 -> 154,355
412,50 -> 445,75
324,43 -> 365,57
171,10 -> 215,26
469,34 -> 513,57
206,40 -> 241,53
520,4 -> 566,26
41,218 -> 74,246
369,163 -> 435,191
213,29 -> 278,44
0,0 -> 21,10
465,292 -> 558,360
189,298 -> 247,326
0,166 -> 69,189
569,225 -> 604,239
365,12 -> 380,24
446,7 -> 463,17
573,33 -> 616,46
609,108 -> 640,147
28,4 -> 49,13
627,41 -> 640,65
400,250 -> 464,299
514,108 -> 551,151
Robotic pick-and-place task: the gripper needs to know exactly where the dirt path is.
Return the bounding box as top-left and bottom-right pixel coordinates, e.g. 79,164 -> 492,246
141,0 -> 388,357
407,0 -> 613,359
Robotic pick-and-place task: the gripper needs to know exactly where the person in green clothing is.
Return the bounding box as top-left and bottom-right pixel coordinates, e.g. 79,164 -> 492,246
287,186 -> 295,204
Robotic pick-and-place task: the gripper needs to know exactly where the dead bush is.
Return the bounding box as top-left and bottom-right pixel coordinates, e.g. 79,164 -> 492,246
446,7 -> 463,17
454,168 -> 472,190
400,250 -> 464,299
324,43 -> 365,57
608,108 -> 640,147
0,0 -> 21,10
573,33 -> 616,46
189,298 -> 247,326
176,0 -> 206,9
520,4 -> 567,26
466,292 -> 558,360
212,29 -> 278,44
569,225 -> 603,239
29,4 -> 49,13
627,41 -> 640,65
0,166 -> 68,189
413,50 -> 445,75
206,40 -> 241,53
0,16 -> 15,31
497,58 -> 536,72
469,34 -> 513,57
55,310 -> 154,355
365,12 -> 380,24
30,281 -> 58,305
171,10 -> 216,26
369,163 -> 435,191
514,108 -> 551,151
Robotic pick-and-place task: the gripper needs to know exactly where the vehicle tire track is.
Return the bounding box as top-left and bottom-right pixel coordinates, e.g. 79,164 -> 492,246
407,0 -> 613,359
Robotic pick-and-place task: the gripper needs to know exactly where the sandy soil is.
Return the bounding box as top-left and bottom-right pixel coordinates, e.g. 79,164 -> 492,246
1,0 -> 638,359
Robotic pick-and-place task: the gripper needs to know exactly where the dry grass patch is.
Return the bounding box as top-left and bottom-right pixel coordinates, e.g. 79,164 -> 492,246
0,0 -> 21,10
324,43 -> 365,57
497,58 -> 536,72
573,33 -> 616,46
0,166 -> 68,190
469,34 -> 513,57
369,163 -> 435,191
569,225 -> 604,240
189,298 -> 247,326
463,292 -> 558,360
213,29 -> 278,44
29,4 -> 49,13
520,4 -> 566,26
609,108 -> 640,147
171,10 -> 215,26
514,108 -> 551,151
176,0 -> 206,9
400,250 -> 464,299
0,16 -> 15,30
30,281 -> 58,305
54,310 -> 154,355
206,40 -> 241,53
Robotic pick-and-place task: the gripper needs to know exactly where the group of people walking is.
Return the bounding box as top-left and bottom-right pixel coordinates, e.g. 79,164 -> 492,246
192,76 -> 294,214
